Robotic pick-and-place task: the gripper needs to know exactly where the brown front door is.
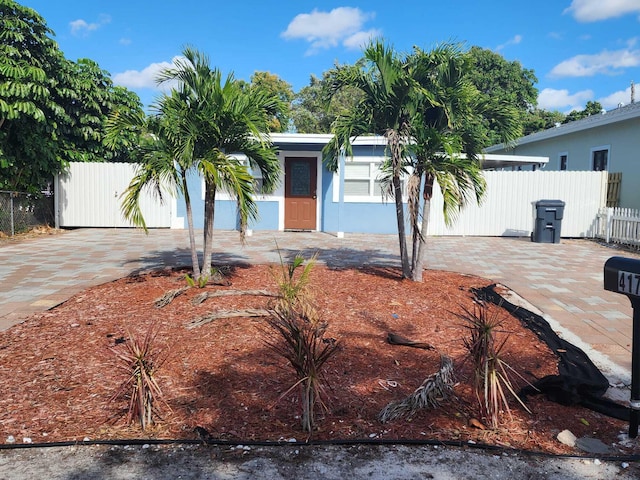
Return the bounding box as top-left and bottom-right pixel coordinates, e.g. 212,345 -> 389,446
284,157 -> 317,230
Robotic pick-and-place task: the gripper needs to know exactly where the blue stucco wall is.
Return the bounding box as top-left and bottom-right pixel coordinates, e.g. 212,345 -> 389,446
175,140 -> 404,234
176,170 -> 280,230
320,162 -> 403,234
320,143 -> 403,234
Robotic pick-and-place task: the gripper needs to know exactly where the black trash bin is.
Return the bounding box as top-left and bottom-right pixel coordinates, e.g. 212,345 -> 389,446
532,200 -> 565,243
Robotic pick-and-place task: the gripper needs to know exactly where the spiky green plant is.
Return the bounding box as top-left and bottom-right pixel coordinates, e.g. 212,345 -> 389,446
456,301 -> 532,429
109,325 -> 170,430
185,272 -> 208,288
265,310 -> 339,432
264,250 -> 338,432
271,249 -> 318,319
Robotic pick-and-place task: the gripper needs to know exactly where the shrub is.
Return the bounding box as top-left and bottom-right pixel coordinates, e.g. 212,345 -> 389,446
109,324 -> 171,430
264,251 -> 339,432
456,301 -> 532,429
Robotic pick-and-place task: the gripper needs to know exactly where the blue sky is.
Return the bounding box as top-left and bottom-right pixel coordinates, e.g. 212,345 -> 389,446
22,0 -> 640,114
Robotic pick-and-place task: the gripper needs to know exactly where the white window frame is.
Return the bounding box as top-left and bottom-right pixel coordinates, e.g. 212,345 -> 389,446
333,156 -> 409,203
212,154 -> 283,201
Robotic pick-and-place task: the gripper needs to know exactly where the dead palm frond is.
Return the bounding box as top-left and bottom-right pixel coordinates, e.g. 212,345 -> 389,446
379,355 -> 454,423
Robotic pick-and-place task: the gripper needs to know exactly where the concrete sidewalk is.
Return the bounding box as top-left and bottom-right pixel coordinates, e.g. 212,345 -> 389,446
0,228 -> 636,378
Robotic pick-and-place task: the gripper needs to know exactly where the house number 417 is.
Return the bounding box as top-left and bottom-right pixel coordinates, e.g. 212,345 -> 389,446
618,270 -> 640,296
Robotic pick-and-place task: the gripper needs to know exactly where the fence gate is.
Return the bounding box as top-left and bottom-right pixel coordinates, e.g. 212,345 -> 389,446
607,172 -> 622,207
55,163 -> 180,229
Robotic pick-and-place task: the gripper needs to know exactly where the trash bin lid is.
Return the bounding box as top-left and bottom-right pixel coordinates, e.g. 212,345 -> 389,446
535,199 -> 565,207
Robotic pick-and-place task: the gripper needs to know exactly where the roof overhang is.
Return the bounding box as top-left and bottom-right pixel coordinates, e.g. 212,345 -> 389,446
485,101 -> 640,152
269,133 -> 547,169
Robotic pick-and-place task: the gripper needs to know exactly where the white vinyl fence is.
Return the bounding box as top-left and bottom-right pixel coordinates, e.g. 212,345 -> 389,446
55,163 -> 607,237
425,170 -> 608,238
55,162 -> 182,228
595,207 -> 640,248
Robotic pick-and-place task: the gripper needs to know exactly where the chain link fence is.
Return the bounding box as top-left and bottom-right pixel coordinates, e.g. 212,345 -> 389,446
0,191 -> 55,236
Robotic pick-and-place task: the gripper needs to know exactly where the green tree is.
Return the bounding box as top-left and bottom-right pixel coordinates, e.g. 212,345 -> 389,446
248,71 -> 294,132
106,93 -> 203,280
0,0 -> 144,193
563,100 -> 603,124
466,46 -> 537,147
155,47 -> 282,280
405,44 -> 520,281
323,40 -> 415,277
522,108 -> 565,136
291,71 -> 361,133
0,0 -> 67,192
325,41 -> 521,280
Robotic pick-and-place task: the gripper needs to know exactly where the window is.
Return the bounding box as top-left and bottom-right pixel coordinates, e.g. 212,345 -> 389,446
344,162 -> 385,196
591,147 -> 609,171
335,159 -> 408,202
344,161 -> 408,198
232,154 -> 265,193
559,153 -> 568,171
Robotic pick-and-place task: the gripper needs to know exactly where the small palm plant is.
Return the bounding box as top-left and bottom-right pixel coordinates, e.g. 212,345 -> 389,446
264,252 -> 339,432
456,301 -> 532,429
272,250 -> 318,318
110,325 -> 171,430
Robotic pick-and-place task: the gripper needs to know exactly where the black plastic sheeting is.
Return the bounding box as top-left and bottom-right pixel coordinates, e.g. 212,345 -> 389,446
475,284 -> 630,422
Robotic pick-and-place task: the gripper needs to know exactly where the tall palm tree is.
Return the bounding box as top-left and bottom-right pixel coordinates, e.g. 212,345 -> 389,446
105,94 -> 203,280
156,47 -> 281,278
325,41 -> 521,281
323,40 -> 415,278
406,44 -> 521,281
107,47 -> 281,282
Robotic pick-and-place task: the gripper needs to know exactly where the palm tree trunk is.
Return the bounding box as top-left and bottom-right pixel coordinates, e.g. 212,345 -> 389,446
202,181 -> 216,282
409,171 -> 422,275
181,171 -> 201,279
412,172 -> 434,282
387,130 -> 411,278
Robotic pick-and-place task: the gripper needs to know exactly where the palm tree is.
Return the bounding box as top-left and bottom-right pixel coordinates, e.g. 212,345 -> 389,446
105,94 -> 203,280
107,47 -> 282,283
155,47 -> 281,279
406,44 -> 521,281
325,41 -> 521,281
323,40 -> 415,278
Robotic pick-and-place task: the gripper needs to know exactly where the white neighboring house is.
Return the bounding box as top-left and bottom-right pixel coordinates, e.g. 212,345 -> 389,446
485,101 -> 640,209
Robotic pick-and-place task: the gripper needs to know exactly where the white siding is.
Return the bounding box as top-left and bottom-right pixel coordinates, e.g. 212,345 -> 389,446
426,170 -> 607,237
56,163 -> 179,228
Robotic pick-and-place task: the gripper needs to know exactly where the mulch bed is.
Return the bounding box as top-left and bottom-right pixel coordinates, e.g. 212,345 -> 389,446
0,263 -> 637,455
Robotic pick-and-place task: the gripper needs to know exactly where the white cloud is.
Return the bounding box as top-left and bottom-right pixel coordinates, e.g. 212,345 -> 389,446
537,87 -> 593,111
113,58 -> 180,90
564,0 -> 640,22
69,14 -> 111,36
549,45 -> 640,77
495,34 -> 522,52
281,7 -> 378,55
343,29 -> 383,50
119,38 -> 132,46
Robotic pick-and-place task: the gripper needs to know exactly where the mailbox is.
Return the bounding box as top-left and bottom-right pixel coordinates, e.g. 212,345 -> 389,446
604,256 -> 640,296
604,256 -> 640,438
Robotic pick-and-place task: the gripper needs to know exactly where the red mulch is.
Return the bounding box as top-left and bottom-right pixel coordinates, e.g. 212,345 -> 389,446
0,263 -> 636,455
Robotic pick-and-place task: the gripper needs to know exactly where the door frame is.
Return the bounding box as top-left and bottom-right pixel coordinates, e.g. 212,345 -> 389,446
279,152 -> 322,231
